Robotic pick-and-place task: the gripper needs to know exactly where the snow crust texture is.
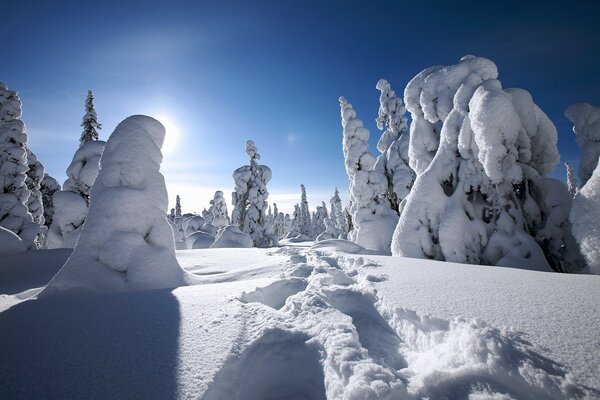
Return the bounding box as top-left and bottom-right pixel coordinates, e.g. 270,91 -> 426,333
205,246 -> 587,399
42,115 -> 187,294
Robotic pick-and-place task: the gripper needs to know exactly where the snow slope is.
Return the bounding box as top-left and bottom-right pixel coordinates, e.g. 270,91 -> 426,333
0,245 -> 598,399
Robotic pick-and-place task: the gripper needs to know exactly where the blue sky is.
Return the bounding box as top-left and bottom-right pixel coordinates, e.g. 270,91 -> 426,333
2,0 -> 599,213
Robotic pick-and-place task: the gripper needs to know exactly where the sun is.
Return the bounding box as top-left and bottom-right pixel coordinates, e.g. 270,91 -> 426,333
155,115 -> 181,156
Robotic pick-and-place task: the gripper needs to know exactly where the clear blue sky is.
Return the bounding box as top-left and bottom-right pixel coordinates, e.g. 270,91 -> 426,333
2,0 -> 599,213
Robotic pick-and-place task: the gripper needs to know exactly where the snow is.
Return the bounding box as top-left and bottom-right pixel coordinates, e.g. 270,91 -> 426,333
571,158 -> 600,274
565,103 -> 600,186
0,226 -> 26,257
211,225 -> 253,248
42,115 -> 189,294
1,241 -> 599,398
186,230 -> 215,249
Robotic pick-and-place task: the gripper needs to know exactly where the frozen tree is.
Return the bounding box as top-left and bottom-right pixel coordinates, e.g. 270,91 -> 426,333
392,56 -> 567,271
565,103 -> 600,186
79,90 -> 101,146
299,184 -> 312,237
373,79 -> 415,213
274,211 -> 285,239
565,163 -> 579,198
329,187 -> 348,236
201,208 -> 213,223
570,157 -> 600,274
287,204 -> 301,238
47,140 -> 105,248
0,81 -> 38,249
340,96 -> 398,253
168,208 -> 175,221
175,195 -> 182,217
209,190 -> 229,228
312,201 -> 328,239
43,115 -> 189,294
231,140 -> 277,247
283,213 -> 292,237
40,174 -> 60,228
25,149 -> 45,245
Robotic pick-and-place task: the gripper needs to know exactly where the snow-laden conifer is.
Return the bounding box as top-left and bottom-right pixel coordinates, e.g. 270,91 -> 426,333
392,56 -> 569,271
299,184 -> 312,237
231,140 -> 277,247
209,190 -> 229,228
79,90 -> 101,146
175,195 -> 182,217
40,174 -> 60,229
0,81 -> 38,249
565,163 -> 579,198
340,96 -> 398,253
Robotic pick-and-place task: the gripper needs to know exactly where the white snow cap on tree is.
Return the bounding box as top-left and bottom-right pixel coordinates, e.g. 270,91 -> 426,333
299,184 -> 312,237
231,140 -> 277,247
25,149 -> 45,245
79,90 -> 101,146
570,157 -> 600,274
209,190 -> 229,228
392,56 -> 563,271
0,81 -> 38,249
340,96 -> 398,253
565,103 -> 600,186
43,115 -> 188,294
565,163 -> 578,198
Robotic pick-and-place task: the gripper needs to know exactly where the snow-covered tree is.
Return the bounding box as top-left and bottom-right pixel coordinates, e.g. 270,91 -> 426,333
312,201 -> 328,238
329,187 -> 348,236
565,163 -> 579,198
47,140 -> 105,248
299,184 -> 312,237
175,195 -> 182,217
79,90 -> 101,146
373,79 -> 415,213
340,96 -> 398,253
288,203 -> 301,237
25,149 -> 45,245
231,140 -> 277,247
43,115 -> 188,294
168,208 -> 175,221
565,103 -> 600,186
570,157 -> 600,274
40,174 -> 60,229
392,56 -> 569,271
274,210 -> 285,239
0,81 -> 38,249
201,208 -> 213,223
209,190 -> 229,228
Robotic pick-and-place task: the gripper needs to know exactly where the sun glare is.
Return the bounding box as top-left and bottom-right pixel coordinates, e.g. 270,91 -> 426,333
156,115 -> 181,156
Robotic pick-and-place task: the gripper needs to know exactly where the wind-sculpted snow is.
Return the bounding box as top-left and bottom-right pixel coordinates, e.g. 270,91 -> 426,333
208,246 -> 587,399
41,115 -> 191,294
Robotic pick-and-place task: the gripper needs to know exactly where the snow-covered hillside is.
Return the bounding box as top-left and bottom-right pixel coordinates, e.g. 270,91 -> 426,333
1,244 -> 598,399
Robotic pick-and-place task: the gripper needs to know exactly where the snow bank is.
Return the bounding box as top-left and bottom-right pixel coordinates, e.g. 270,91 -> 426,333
211,225 -> 253,248
0,226 -> 26,257
186,231 -> 215,249
42,115 -> 188,294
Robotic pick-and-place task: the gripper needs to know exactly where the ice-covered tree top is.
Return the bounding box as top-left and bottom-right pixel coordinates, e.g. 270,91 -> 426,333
565,103 -> 600,185
339,96 -> 376,177
80,90 -> 101,146
246,140 -> 259,160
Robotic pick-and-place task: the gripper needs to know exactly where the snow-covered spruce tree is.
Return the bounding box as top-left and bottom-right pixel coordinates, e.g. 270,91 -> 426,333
202,208 -> 213,223
43,115 -> 189,294
570,157 -> 600,274
299,184 -> 312,237
565,103 -> 600,186
231,140 -> 277,247
25,149 -> 45,245
274,211 -> 285,239
392,56 -> 576,271
175,195 -> 182,217
79,90 -> 101,146
287,203 -> 301,237
209,190 -> 229,228
312,201 -> 328,239
340,96 -> 397,253
46,139 -> 105,248
373,79 -> 415,214
329,187 -> 348,236
168,208 -> 175,221
0,81 -> 38,249
40,174 -> 60,229
565,163 -> 579,198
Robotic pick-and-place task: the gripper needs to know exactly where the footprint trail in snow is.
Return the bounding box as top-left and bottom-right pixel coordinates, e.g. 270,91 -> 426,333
204,247 -> 587,400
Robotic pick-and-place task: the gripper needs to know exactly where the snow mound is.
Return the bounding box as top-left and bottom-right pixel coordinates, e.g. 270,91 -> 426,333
45,190 -> 88,248
0,226 -> 26,257
211,225 -> 253,248
311,239 -> 373,255
42,115 -> 188,294
186,231 -> 215,249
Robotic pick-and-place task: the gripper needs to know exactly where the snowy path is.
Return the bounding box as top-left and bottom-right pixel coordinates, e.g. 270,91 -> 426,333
201,246 -> 590,399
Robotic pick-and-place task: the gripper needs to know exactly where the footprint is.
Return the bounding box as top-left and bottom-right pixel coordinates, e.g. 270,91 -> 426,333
203,329 -> 326,400
239,278 -> 308,309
